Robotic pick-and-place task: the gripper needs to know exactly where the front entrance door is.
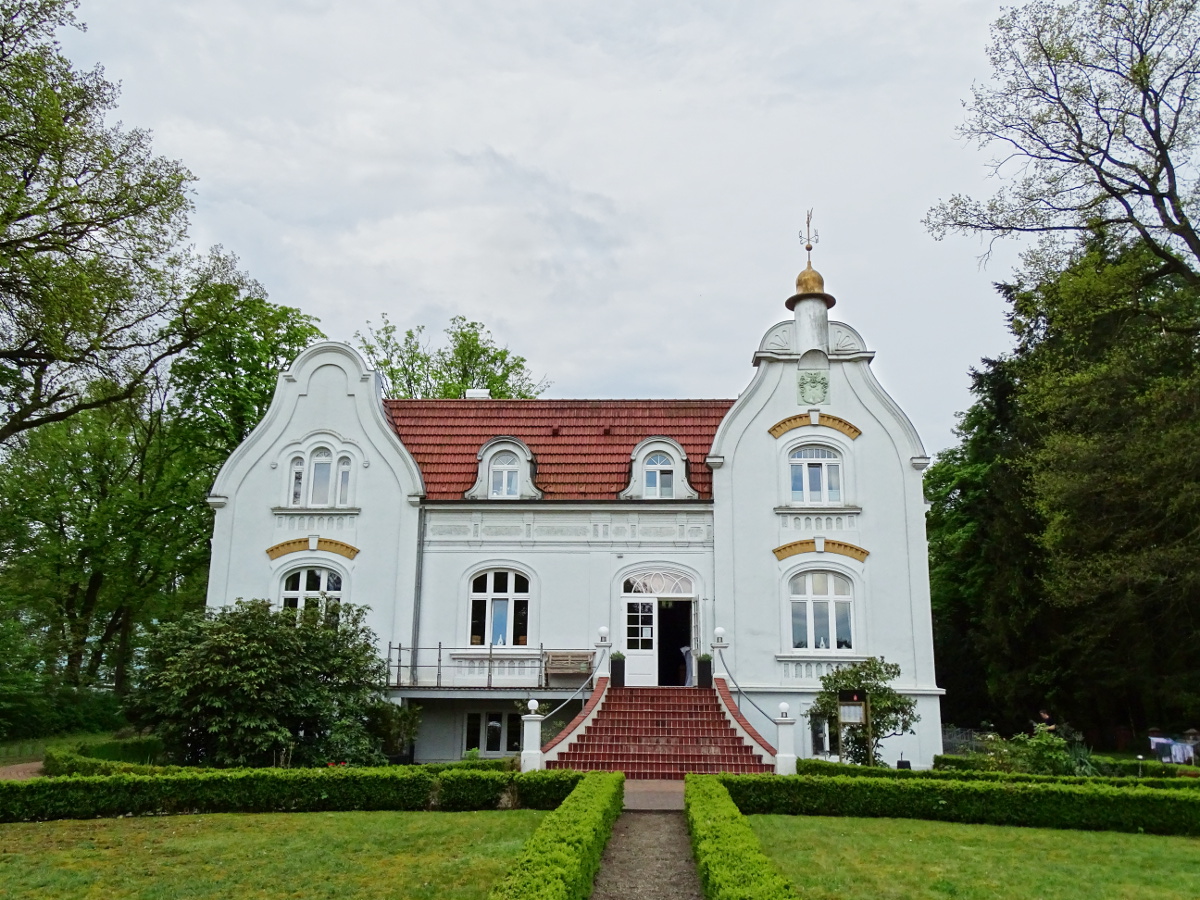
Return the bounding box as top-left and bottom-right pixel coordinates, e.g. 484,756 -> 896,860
623,597 -> 693,686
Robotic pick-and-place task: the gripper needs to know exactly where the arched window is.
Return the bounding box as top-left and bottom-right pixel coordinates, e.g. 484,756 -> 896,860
337,456 -> 352,505
789,571 -> 852,650
469,569 -> 530,645
281,567 -> 344,610
790,447 -> 841,504
290,457 -> 305,506
644,452 -> 674,499
489,452 -> 519,499
309,448 -> 334,506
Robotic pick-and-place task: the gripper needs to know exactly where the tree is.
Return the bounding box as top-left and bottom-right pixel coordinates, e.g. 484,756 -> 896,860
126,600 -> 388,767
0,298 -> 323,693
355,313 -> 548,399
808,658 -> 919,766
926,0 -> 1200,289
0,1 -> 257,442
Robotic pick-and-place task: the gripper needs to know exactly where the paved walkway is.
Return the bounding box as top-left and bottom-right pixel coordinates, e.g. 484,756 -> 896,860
592,811 -> 702,900
0,762 -> 42,781
623,779 -> 685,810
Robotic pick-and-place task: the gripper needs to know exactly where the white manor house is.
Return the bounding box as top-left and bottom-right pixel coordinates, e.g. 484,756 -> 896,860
206,256 -> 944,770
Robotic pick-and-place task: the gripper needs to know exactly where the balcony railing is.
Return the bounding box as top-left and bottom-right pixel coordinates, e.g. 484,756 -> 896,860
386,642 -> 597,690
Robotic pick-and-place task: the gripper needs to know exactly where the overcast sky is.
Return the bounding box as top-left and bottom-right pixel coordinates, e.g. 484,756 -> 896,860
61,0 -> 1024,455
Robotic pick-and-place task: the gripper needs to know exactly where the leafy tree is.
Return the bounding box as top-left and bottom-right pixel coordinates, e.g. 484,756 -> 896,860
127,600 -> 388,767
170,296 -> 324,466
808,658 -> 919,766
926,0 -> 1200,285
0,0 -> 258,442
0,299 -> 323,694
355,313 -> 548,398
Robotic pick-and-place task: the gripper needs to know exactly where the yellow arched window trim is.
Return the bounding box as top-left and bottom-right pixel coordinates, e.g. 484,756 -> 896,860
266,537 -> 360,561
768,413 -> 862,440
772,539 -> 869,563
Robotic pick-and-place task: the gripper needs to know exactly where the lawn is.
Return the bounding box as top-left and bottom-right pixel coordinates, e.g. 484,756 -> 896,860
0,810 -> 545,900
751,814 -> 1200,900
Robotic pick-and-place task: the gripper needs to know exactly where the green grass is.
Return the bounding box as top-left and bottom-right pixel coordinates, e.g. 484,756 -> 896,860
0,810 -> 545,900
751,814 -> 1200,900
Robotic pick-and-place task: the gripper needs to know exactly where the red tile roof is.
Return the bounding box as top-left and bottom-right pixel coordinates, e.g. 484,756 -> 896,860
384,399 -> 734,500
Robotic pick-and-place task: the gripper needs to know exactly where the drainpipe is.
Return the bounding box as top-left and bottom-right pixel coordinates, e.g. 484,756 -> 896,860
408,506 -> 427,684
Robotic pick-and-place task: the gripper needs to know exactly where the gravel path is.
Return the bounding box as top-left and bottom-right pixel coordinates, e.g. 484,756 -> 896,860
591,811 -> 703,900
0,762 -> 42,781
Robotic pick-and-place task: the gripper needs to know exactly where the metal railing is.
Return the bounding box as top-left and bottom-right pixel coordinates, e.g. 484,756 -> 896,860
715,645 -> 775,726
386,642 -> 597,690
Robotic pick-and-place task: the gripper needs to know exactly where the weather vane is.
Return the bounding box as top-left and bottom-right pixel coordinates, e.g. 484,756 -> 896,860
800,208 -> 819,263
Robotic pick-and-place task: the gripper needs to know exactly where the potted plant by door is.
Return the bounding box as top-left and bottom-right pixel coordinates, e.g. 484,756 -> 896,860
610,652 -> 626,688
697,653 -> 713,689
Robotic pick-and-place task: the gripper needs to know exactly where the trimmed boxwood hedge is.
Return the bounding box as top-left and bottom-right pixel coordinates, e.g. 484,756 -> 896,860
684,775 -> 797,900
0,765 -> 585,822
719,773 -> 1200,836
77,737 -> 165,764
42,748 -> 194,778
795,758 -> 1200,790
489,771 -> 624,900
933,753 -> 1197,780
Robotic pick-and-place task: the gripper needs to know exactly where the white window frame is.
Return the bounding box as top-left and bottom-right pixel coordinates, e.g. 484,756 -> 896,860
788,570 -> 854,652
489,451 -> 520,499
463,711 -> 523,756
644,452 -> 675,499
468,569 -> 532,646
280,566 -> 345,610
283,445 -> 356,509
789,447 -> 843,505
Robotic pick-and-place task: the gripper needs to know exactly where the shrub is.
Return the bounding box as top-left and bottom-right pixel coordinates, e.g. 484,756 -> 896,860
41,749 -> 188,778
719,774 -> 1200,835
515,770 -> 585,809
0,767 -> 437,823
684,775 -> 798,900
489,771 -> 624,900
934,753 -> 1190,779
421,757 -> 517,774
794,758 -> 1200,790
77,737 -> 164,764
437,770 -> 512,810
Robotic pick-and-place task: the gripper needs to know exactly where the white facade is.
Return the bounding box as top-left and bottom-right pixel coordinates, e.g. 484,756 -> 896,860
206,265 -> 944,766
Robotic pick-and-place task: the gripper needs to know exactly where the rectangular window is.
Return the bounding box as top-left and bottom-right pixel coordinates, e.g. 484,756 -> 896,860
311,461 -> 331,505
506,714 -> 522,753
626,601 -> 654,650
513,599 -> 528,646
493,571 -> 508,593
660,470 -> 674,498
835,601 -> 853,649
292,471 -> 303,505
465,713 -> 481,752
791,601 -> 808,649
807,464 -> 822,500
338,467 -> 350,505
646,470 -> 658,494
813,601 -> 830,649
490,599 -> 509,645
470,599 -> 486,645
827,464 -> 841,503
791,465 -> 805,501
485,713 -> 503,752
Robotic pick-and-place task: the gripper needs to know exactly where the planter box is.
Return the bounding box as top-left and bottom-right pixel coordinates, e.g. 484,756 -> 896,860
698,659 -> 713,689
610,659 -> 626,688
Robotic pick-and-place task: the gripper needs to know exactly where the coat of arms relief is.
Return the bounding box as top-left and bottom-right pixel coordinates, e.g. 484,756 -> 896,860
797,371 -> 829,405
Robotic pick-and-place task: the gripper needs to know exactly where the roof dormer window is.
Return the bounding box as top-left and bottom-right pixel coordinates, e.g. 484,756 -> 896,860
490,451 -> 519,498
644,452 -> 674,499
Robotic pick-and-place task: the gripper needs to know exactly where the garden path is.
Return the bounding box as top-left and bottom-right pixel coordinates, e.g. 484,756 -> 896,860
0,762 -> 42,781
591,811 -> 702,900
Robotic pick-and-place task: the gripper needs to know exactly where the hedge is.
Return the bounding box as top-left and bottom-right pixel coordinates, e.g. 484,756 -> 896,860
795,758 -> 1200,790
489,771 -> 624,900
0,766 -> 584,823
77,737 -> 165,765
42,748 -> 192,778
719,773 -> 1200,836
933,753 -> 1197,780
684,775 -> 797,900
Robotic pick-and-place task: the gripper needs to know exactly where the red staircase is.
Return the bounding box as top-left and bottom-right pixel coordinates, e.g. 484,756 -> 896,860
545,686 -> 774,780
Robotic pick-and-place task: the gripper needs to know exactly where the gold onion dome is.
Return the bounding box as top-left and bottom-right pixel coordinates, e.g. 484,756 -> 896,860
796,260 -> 824,295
